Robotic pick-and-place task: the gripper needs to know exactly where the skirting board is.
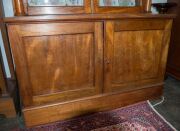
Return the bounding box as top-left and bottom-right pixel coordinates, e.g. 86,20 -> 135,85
23,85 -> 163,127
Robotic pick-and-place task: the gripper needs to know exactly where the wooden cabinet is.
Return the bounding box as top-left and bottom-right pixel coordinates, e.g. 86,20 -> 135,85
5,0 -> 174,127
104,19 -> 172,93
6,16 -> 173,126
8,22 -> 103,107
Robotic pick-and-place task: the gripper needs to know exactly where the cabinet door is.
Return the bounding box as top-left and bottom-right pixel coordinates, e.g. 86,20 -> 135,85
94,0 -> 143,13
26,0 -> 91,15
104,20 -> 172,93
8,22 -> 103,107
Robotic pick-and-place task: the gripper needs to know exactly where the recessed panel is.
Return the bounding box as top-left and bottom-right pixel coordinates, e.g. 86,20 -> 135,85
23,33 -> 94,96
112,30 -> 163,84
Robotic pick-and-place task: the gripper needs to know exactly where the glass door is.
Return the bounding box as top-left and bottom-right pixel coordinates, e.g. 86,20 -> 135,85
27,0 -> 91,15
94,0 -> 143,13
28,0 -> 84,6
99,0 -> 136,7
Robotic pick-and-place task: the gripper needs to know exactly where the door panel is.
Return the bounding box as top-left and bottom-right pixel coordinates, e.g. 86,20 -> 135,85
24,34 -> 94,96
112,31 -> 163,84
8,22 -> 103,107
104,20 -> 172,93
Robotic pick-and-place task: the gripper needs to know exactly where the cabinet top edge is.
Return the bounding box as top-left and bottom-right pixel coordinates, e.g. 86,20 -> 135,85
4,13 -> 176,24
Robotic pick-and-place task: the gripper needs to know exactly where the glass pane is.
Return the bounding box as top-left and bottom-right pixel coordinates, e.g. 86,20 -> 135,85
28,0 -> 84,6
99,0 -> 136,7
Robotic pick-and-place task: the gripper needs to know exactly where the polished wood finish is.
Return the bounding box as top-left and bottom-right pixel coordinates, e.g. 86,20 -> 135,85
104,19 -> 172,93
24,85 -> 163,127
167,0 -> 180,80
4,13 -> 176,23
142,0 -> 152,12
14,0 -> 26,16
8,22 -> 103,107
8,1 -> 174,126
6,16 -> 173,126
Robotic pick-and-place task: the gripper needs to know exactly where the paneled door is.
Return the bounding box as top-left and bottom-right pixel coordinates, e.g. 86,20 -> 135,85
8,22 -> 103,107
104,20 -> 172,93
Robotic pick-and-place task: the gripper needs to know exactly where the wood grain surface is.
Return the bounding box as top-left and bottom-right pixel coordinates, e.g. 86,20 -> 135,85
8,22 -> 103,107
104,19 -> 172,93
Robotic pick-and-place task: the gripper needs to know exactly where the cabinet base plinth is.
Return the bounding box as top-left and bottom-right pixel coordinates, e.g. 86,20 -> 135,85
23,85 -> 163,127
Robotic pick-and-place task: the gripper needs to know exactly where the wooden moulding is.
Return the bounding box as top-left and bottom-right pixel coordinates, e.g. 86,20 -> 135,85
23,85 -> 163,127
4,13 -> 176,24
14,0 -> 26,16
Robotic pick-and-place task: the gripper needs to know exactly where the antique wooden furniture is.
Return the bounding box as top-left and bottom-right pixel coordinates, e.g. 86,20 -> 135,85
167,0 -> 180,80
5,0 -> 175,127
0,0 -> 16,118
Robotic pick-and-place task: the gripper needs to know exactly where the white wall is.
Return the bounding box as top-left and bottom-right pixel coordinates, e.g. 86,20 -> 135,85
0,0 -> 168,78
0,30 -> 11,78
0,0 -> 14,78
3,0 -> 14,17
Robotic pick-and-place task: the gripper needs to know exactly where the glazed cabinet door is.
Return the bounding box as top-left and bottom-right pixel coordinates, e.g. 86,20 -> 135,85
8,22 -> 103,107
104,20 -> 172,93
26,0 -> 91,15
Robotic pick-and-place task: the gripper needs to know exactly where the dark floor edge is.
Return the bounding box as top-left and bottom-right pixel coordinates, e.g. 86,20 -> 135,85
147,101 -> 177,131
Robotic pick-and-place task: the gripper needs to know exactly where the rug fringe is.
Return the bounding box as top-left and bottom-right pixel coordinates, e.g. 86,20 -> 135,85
147,100 -> 177,131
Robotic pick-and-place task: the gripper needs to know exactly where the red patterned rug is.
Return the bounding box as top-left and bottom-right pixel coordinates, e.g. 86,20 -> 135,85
15,101 -> 176,131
